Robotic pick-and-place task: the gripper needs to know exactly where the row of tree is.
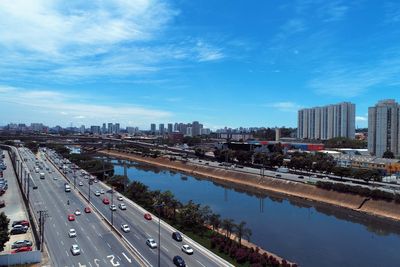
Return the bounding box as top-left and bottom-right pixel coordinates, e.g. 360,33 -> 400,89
104,176 -> 294,266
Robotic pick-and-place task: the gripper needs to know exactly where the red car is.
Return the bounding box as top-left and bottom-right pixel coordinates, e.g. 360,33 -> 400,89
12,246 -> 33,253
103,198 -> 110,205
68,214 -> 75,221
84,207 -> 91,213
144,213 -> 152,220
12,220 -> 30,227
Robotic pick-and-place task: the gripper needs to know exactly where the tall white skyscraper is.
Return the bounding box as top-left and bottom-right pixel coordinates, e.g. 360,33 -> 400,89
297,102 -> 355,140
368,99 -> 400,157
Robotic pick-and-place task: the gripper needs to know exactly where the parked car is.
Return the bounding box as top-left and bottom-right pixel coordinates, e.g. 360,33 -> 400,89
11,240 -> 32,249
12,220 -> 30,227
173,255 -> 186,267
11,246 -> 32,253
172,232 -> 183,242
10,225 -> 28,235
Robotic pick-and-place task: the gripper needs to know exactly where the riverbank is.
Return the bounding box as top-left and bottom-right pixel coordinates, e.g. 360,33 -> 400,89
99,149 -> 400,223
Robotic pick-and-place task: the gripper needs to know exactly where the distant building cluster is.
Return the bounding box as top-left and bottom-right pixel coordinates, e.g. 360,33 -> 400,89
297,102 -> 355,140
149,121 -> 210,137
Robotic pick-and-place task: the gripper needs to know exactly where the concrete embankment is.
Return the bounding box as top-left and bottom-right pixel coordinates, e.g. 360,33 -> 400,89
99,150 -> 400,222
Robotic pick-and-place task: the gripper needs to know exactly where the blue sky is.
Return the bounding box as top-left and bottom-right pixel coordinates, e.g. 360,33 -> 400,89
1,0 -> 400,129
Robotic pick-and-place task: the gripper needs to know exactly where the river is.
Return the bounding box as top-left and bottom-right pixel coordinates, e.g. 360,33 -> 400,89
111,159 -> 400,267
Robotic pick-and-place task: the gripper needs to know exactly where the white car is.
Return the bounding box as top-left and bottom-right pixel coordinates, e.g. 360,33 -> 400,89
53,176 -> 58,180
100,189 -> 105,194
117,196 -> 123,201
94,191 -> 100,196
121,224 -> 130,233
78,181 -> 83,186
71,244 -> 80,255
146,238 -> 157,249
74,210 -> 81,216
181,244 -> 194,254
68,229 -> 77,238
119,203 -> 126,210
110,205 -> 117,211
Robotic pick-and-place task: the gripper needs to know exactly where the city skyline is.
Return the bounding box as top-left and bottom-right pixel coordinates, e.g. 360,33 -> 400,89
1,1 -> 400,128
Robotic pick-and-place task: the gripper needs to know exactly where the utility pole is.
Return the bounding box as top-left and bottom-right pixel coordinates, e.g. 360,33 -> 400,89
38,210 -> 49,252
111,186 -> 114,227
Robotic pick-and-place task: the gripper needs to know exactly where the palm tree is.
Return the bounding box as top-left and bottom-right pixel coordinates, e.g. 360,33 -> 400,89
221,218 -> 235,238
235,221 -> 252,246
209,213 -> 221,231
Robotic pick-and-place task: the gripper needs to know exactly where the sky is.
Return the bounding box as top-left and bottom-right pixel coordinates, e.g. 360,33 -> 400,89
1,0 -> 400,130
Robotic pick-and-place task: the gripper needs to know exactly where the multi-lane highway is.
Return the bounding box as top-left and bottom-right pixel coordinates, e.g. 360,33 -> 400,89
44,149 -> 232,267
17,147 -> 143,267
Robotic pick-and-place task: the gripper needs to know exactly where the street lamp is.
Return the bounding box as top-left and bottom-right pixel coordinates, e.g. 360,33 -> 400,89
88,179 -> 92,203
154,202 -> 165,267
111,186 -> 114,227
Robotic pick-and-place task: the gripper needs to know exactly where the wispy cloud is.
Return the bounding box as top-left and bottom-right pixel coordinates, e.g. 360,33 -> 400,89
195,40 -> 224,62
267,102 -> 302,112
0,85 -> 172,126
356,116 -> 367,122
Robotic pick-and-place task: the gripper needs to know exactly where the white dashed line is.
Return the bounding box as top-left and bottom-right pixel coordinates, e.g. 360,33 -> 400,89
106,242 -> 111,248
196,260 -> 206,267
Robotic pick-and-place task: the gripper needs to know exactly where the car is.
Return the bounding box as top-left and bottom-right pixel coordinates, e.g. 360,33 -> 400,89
275,174 -> 282,178
78,181 -> 83,186
12,220 -> 30,227
110,204 -> 117,211
11,240 -> 32,249
10,225 -> 28,235
117,196 -> 123,201
74,209 -> 81,216
103,198 -> 110,204
53,176 -> 57,180
298,176 -> 304,179
119,203 -> 126,210
68,228 -> 77,238
173,255 -> 186,267
95,191 -> 100,196
94,179 -> 98,183
181,244 -> 194,255
172,232 -> 182,242
121,224 -> 130,233
84,207 -> 91,213
144,213 -> 152,220
146,238 -> 157,249
70,244 -> 80,255
68,214 -> 75,221
100,189 -> 105,194
11,246 -> 33,253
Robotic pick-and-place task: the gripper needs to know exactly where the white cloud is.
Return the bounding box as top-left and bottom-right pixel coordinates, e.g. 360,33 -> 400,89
356,116 -> 367,122
267,101 -> 302,112
0,85 -> 172,126
195,41 -> 224,62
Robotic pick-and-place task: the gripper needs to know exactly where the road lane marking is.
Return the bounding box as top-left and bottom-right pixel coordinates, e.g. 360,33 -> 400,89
134,234 -> 140,239
106,242 -> 111,248
65,251 -> 68,256
61,240 -> 64,245
162,246 -> 169,252
196,259 -> 207,267
88,262 -> 93,267
122,252 -> 132,263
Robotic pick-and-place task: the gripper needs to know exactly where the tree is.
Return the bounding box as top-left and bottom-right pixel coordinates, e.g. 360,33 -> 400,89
383,150 -> 395,159
222,218 -> 236,238
234,221 -> 252,246
209,213 -> 221,231
0,212 -> 10,251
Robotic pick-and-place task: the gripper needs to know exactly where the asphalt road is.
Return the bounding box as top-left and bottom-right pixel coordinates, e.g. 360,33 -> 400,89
18,147 -> 142,267
45,149 -> 233,267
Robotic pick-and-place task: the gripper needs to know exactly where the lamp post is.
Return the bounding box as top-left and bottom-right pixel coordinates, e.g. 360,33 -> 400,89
111,186 -> 114,227
88,179 -> 92,203
154,202 -> 165,267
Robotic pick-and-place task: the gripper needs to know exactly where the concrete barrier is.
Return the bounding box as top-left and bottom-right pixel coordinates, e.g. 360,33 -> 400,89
0,250 -> 41,265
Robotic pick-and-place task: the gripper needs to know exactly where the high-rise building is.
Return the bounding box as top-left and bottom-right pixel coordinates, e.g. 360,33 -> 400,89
80,125 -> 85,134
186,126 -> 193,136
297,102 -> 355,140
150,123 -> 156,134
90,125 -> 101,135
167,123 -> 173,133
368,99 -> 400,157
192,121 -> 201,136
107,123 -> 113,134
159,123 -> 165,135
102,123 -> 107,134
115,123 -> 120,134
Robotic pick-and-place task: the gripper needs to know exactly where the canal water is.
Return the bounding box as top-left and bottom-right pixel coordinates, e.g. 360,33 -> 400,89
112,160 -> 400,267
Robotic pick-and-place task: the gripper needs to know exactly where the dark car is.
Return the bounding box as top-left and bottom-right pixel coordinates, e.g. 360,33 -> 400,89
172,232 -> 183,242
12,220 -> 30,227
0,200 -> 5,208
173,255 -> 186,267
11,240 -> 32,249
11,225 -> 28,235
